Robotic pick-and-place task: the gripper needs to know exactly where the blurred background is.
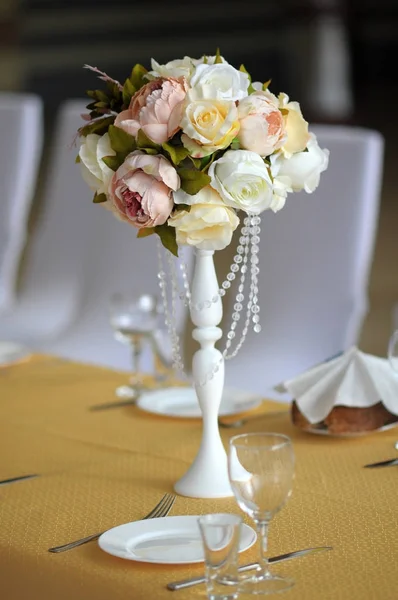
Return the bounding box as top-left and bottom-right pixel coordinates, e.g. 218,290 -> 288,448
1,0 -> 397,357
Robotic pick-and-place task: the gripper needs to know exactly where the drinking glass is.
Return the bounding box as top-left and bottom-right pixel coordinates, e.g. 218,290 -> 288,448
198,513 -> 242,600
228,433 -> 295,595
110,293 -> 159,399
388,329 -> 398,373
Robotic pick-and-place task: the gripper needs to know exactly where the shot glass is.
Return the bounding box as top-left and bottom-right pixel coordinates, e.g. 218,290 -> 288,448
198,513 -> 242,600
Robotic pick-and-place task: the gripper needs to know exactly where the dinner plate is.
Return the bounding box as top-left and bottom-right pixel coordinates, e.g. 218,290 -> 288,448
297,420 -> 398,438
136,386 -> 262,418
98,515 -> 256,564
0,341 -> 31,367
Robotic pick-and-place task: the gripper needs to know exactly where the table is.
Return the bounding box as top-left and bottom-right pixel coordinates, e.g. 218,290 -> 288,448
1,355 -> 397,599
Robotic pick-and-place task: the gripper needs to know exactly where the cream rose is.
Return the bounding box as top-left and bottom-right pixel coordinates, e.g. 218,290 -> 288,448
237,91 -> 285,156
209,149 -> 280,214
79,132 -> 115,194
108,151 -> 179,228
190,63 -> 249,102
147,56 -> 195,81
278,93 -> 310,156
168,186 -> 239,251
181,98 -> 239,158
271,133 -> 329,193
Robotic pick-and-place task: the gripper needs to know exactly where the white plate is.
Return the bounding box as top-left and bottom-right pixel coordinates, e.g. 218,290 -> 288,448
0,341 -> 31,367
297,421 -> 398,438
98,515 -> 256,564
137,386 -> 262,418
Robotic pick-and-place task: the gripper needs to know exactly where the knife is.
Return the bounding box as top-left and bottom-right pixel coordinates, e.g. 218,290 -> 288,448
0,474 -> 39,486
364,458 -> 398,468
166,546 -> 332,591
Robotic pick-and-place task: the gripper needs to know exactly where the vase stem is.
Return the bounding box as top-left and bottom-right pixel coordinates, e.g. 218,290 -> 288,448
174,249 -> 233,498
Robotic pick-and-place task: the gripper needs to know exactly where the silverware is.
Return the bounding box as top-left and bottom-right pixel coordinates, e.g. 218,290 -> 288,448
48,492 -> 175,553
89,397 -> 139,411
218,410 -> 288,429
167,546 -> 333,590
364,458 -> 398,468
0,474 -> 39,486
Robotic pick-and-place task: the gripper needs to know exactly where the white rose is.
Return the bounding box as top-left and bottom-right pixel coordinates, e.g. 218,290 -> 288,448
271,133 -> 329,193
192,55 -> 228,66
168,186 -> 239,251
181,98 -> 240,158
147,56 -> 195,81
209,149 -> 278,214
79,132 -> 115,194
190,63 -> 249,102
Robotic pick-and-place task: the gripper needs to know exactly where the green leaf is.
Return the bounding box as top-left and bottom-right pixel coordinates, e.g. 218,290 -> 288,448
155,224 -> 178,257
177,168 -> 211,195
214,48 -> 223,64
140,147 -> 159,155
75,154 -> 81,163
136,129 -> 161,151
173,203 -> 191,213
262,79 -> 272,90
79,115 -> 115,137
122,78 -> 136,106
240,64 -> 256,94
162,142 -> 189,165
93,192 -> 107,203
106,80 -> 122,101
137,227 -> 156,238
202,55 -> 208,64
102,155 -> 121,171
188,156 -> 201,169
199,154 -> 214,171
130,63 -> 148,90
108,124 -> 136,154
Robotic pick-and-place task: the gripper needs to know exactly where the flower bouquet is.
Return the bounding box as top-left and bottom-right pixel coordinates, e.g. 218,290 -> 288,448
77,51 -> 329,498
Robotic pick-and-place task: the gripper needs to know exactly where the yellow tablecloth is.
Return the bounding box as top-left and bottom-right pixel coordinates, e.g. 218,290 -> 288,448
1,355 -> 398,600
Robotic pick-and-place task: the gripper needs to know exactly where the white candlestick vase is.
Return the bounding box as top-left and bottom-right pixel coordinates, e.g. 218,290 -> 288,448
174,249 -> 233,498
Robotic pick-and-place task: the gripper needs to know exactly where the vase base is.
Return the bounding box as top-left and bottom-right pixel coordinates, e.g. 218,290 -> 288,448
174,466 -> 234,499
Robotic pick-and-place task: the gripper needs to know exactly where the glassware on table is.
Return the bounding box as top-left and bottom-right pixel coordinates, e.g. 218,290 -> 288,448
198,513 -> 242,600
228,433 -> 295,595
388,329 -> 398,374
110,293 -> 159,399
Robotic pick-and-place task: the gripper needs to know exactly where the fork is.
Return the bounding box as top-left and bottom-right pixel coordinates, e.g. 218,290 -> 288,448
48,493 -> 175,553
218,409 -> 289,429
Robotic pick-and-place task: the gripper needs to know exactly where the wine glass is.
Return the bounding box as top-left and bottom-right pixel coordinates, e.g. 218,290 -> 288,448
228,433 -> 295,595
110,292 -> 159,399
388,329 -> 398,374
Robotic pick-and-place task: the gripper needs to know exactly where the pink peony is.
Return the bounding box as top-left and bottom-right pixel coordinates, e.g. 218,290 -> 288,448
108,151 -> 179,228
114,77 -> 187,144
237,91 -> 285,156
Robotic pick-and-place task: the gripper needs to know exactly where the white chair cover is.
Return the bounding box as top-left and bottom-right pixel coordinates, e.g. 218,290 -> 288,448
0,93 -> 43,313
0,99 -> 192,372
223,125 -> 384,396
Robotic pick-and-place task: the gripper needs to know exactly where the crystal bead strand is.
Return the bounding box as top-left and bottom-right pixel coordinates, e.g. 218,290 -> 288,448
157,240 -> 185,374
223,213 -> 262,360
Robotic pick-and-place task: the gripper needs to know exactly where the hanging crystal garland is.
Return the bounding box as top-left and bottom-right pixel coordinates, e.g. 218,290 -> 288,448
156,213 -> 262,383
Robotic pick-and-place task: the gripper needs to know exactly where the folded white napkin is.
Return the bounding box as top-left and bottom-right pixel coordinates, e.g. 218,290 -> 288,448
282,347 -> 398,424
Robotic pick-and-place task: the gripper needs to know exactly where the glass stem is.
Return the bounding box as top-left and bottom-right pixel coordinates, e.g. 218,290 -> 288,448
129,335 -> 142,388
255,520 -> 271,578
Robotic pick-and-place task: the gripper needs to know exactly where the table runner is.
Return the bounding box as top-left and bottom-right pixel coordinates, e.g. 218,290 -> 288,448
1,355 -> 397,599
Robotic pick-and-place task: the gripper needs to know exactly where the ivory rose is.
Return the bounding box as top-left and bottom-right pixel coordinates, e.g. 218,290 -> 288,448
237,91 -> 285,156
148,56 -> 195,80
190,63 -> 249,102
278,93 -> 310,156
168,187 -> 239,251
114,77 -> 187,144
209,149 -> 282,214
181,98 -> 240,158
271,134 -> 329,193
108,151 -> 179,228
79,132 -> 115,194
